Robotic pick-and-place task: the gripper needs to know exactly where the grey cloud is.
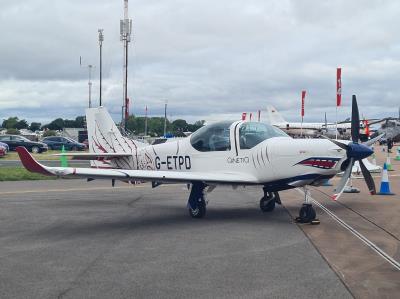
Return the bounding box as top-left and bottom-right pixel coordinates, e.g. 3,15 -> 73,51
0,0 -> 399,125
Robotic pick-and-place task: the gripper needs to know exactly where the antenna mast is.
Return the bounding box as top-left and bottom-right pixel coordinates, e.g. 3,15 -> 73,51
120,0 -> 132,130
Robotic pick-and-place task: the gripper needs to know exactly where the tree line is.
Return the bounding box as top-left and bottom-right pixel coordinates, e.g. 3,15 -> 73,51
1,115 -> 205,137
1,116 -> 86,132
125,115 -> 205,137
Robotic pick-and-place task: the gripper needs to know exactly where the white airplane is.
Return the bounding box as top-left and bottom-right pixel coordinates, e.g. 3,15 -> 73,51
263,105 -> 352,137
17,96 -> 379,223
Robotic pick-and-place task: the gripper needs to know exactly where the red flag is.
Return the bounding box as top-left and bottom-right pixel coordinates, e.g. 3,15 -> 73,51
241,112 -> 247,120
337,68 -> 342,106
301,90 -> 306,117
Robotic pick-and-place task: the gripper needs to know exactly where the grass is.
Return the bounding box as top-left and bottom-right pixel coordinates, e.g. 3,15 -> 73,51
0,167 -> 57,181
1,150 -> 73,161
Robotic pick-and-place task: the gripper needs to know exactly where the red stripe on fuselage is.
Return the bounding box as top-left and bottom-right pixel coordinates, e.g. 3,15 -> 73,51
301,160 -> 336,168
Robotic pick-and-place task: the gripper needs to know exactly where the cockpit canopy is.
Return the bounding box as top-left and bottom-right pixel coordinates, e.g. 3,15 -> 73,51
239,122 -> 288,149
190,121 -> 289,152
191,121 -> 232,152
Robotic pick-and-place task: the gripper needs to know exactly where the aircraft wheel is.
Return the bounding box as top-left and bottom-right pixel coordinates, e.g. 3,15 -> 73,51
31,146 -> 40,154
298,204 -> 316,223
260,195 -> 276,212
189,199 -> 206,218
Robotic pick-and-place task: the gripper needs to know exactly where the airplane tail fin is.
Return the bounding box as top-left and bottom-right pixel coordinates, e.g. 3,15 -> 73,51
86,107 -> 146,168
265,105 -> 286,124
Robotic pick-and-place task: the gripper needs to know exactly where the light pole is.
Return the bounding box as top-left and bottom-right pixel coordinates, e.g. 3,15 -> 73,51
144,105 -> 148,136
164,100 -> 168,137
98,29 -> 104,106
88,64 -> 93,108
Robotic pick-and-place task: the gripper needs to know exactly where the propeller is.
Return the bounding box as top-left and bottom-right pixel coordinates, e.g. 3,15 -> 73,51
325,95 -> 376,200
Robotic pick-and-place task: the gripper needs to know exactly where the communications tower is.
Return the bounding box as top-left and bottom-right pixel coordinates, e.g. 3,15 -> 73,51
120,0 -> 132,129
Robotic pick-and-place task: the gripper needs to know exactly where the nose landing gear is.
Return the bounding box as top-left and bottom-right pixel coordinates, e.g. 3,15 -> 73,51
296,187 -> 320,225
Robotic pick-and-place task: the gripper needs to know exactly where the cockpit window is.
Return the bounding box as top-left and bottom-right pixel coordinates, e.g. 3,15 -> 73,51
190,121 -> 232,152
239,122 -> 288,149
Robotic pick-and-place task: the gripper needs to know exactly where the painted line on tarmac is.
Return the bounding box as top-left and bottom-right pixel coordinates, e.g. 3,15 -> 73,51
296,189 -> 400,271
0,185 -> 146,195
0,183 -> 177,195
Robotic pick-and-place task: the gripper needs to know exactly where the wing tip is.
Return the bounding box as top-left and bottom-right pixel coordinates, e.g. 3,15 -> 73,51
16,146 -> 52,176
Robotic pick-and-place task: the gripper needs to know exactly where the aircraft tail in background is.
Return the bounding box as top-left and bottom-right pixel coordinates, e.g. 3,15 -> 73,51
265,105 -> 286,124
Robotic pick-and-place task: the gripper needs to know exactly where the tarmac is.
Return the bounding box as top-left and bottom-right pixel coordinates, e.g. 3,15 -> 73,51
0,145 -> 399,298
0,180 -> 351,299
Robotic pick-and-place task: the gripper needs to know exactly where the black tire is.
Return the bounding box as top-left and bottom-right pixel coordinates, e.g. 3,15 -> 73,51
260,196 -> 276,212
31,146 -> 40,154
189,199 -> 206,218
299,204 -> 316,222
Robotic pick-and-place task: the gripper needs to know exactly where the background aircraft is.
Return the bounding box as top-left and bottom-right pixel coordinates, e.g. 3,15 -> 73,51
369,112 -> 400,142
263,106 -> 352,138
17,96 -> 377,224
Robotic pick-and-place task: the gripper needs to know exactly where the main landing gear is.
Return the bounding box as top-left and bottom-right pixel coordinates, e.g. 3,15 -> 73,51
295,187 -> 320,225
259,187 -> 281,212
187,182 -> 207,218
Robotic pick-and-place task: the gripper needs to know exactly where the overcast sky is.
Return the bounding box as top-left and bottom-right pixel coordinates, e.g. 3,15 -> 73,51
0,0 -> 399,125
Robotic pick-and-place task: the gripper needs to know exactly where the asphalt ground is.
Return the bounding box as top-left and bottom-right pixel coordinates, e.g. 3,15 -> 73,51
0,180 -> 351,299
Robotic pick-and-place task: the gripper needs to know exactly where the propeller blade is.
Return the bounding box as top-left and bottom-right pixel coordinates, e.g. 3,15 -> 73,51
332,158 -> 354,200
351,95 -> 360,143
363,133 -> 385,147
359,159 -> 376,195
321,135 -> 348,150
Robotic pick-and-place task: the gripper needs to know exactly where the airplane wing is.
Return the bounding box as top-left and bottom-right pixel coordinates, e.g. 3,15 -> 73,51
17,147 -> 257,184
52,152 -> 131,160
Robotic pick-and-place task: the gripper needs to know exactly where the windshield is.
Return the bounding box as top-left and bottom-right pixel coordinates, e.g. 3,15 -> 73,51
190,121 -> 232,152
13,136 -> 30,142
65,137 -> 76,142
239,122 -> 289,149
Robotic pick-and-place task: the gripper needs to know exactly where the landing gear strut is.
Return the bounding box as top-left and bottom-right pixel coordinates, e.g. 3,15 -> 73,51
187,182 -> 207,218
260,187 -> 281,212
296,187 -> 319,225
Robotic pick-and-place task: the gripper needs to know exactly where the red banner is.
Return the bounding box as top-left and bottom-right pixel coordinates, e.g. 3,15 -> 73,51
241,112 -> 247,121
301,90 -> 306,117
337,68 -> 342,106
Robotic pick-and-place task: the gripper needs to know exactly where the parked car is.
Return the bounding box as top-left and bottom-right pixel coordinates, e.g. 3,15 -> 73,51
0,144 -> 6,157
42,136 -> 86,151
0,141 -> 9,152
0,135 -> 48,153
